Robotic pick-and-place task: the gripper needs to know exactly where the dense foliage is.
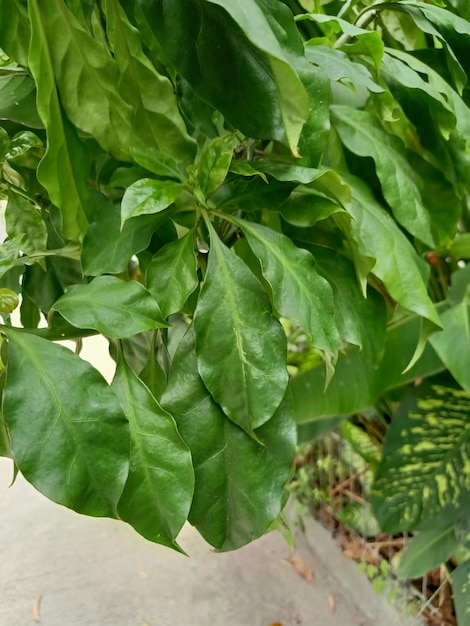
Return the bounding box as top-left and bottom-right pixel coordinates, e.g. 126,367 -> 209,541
0,0 -> 469,617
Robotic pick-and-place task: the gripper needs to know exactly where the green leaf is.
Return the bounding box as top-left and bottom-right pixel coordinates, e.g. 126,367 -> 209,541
3,329 -> 129,517
344,174 -> 440,327
0,0 -> 31,66
341,422 -> 381,471
139,0 -> 309,154
82,192 -> 164,276
5,130 -> 42,161
0,236 -> 24,281
371,384 -> 470,533
111,352 -> 194,550
0,288 -> 19,314
5,192 -> 47,256
103,0 -> 196,162
52,276 -> 167,339
197,135 -> 234,196
121,178 -> 183,226
453,560 -> 470,626
279,187 -> 344,228
146,231 -> 198,319
27,0 -> 91,242
194,221 -> 287,433
130,146 -> 185,181
397,526 -> 458,579
231,217 -> 340,360
162,326 -> 296,551
430,299 -> 470,392
0,74 -> 43,128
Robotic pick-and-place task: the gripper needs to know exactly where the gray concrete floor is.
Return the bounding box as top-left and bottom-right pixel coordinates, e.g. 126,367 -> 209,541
0,458 -> 383,626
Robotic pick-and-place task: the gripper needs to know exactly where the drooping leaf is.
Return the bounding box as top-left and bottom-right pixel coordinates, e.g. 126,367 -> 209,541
146,231 -> 198,319
193,221 -> 287,433
3,329 -> 130,517
111,352 -> 194,549
82,192 -> 165,276
197,134 -> 234,195
104,0 -> 196,162
371,384 -> 470,533
121,178 -> 183,226
397,526 -> 458,579
230,216 -> 340,361
27,0 -> 90,242
161,326 -> 296,551
5,192 -> 47,255
52,275 -> 167,338
137,0 -> 309,154
452,560 -> 470,626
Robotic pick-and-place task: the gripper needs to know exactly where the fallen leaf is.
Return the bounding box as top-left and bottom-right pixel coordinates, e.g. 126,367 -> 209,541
270,623 -> 283,626
32,595 -> 42,623
328,593 -> 336,613
287,555 -> 314,581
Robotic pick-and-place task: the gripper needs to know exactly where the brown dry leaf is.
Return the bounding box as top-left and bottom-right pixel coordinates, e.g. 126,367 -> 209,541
269,623 -> 283,626
287,555 -> 314,581
32,595 -> 42,623
328,593 -> 336,613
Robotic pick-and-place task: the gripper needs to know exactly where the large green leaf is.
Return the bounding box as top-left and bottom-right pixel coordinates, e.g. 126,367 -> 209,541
371,384 -> 470,533
146,231 -> 198,319
104,0 -> 196,162
162,326 -> 296,551
344,174 -> 440,326
193,221 -> 287,433
81,192 -> 164,276
230,216 -> 340,361
137,0 -> 309,154
453,560 -> 470,626
27,0 -> 90,242
52,276 -> 167,338
121,178 -> 183,226
332,106 -> 458,247
0,0 -> 30,67
0,74 -> 42,128
430,299 -> 470,392
3,329 -> 129,517
397,526 -> 458,579
111,353 -> 194,550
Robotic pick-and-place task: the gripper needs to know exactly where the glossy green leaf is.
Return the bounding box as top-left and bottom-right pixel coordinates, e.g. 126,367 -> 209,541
27,0 -> 90,242
231,216 -> 340,360
52,276 -> 167,339
130,147 -> 185,181
0,236 -> 24,281
82,192 -> 163,276
0,289 -> 19,314
0,74 -> 42,128
0,0 -> 30,66
104,0 -> 196,162
197,135 -> 234,195
279,187 -> 344,228
162,326 -> 296,551
121,178 -> 183,226
430,299 -> 470,392
371,384 -> 470,533
112,353 -> 194,549
138,0 -> 309,154
3,329 -> 130,517
194,221 -> 287,433
397,526 -> 458,579
146,231 -> 198,319
5,130 -> 42,161
344,174 -> 440,326
453,560 -> 470,626
5,192 -> 47,255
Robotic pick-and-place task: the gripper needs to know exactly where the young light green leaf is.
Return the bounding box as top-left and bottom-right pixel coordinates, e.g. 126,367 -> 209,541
121,178 -> 183,226
104,0 -> 196,162
452,560 -> 470,626
397,527 -> 458,579
0,288 -> 19,314
52,276 -> 167,338
3,329 -> 130,517
28,0 -> 90,242
341,422 -> 381,471
0,236 -> 24,280
112,353 -> 194,550
5,193 -> 47,255
162,326 -> 296,551
372,384 -> 470,533
197,135 -> 234,195
146,231 -> 198,319
194,221 -> 288,433
230,216 -> 340,360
